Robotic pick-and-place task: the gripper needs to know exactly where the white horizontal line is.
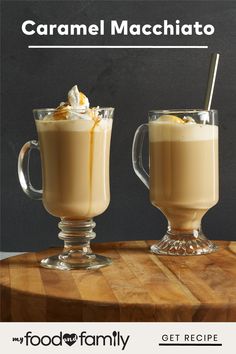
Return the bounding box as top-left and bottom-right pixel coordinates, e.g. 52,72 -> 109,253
28,45 -> 208,49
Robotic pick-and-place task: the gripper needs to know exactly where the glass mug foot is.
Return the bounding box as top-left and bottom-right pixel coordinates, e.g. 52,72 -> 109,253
40,253 -> 112,271
150,229 -> 218,256
40,219 -> 112,270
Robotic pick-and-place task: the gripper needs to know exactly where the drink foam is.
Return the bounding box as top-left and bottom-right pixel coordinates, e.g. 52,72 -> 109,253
149,121 -> 218,142
36,116 -> 112,132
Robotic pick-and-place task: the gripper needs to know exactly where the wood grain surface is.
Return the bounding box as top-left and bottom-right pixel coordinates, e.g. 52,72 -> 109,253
0,240 -> 236,322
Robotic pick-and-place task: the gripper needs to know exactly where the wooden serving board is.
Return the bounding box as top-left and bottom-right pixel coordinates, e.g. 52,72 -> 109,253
1,240 -> 236,322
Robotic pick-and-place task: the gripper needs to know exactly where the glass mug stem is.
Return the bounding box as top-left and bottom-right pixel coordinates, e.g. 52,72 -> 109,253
132,112 -> 218,256
41,219 -> 112,270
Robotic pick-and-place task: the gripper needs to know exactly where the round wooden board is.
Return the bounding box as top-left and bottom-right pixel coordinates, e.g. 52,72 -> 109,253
1,240 -> 236,322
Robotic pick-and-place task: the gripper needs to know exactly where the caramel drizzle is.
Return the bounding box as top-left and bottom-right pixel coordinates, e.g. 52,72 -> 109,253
53,103 -> 71,120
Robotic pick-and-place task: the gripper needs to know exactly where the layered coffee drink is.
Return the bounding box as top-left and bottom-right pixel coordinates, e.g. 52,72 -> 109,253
149,114 -> 219,231
36,86 -> 113,219
18,85 -> 114,269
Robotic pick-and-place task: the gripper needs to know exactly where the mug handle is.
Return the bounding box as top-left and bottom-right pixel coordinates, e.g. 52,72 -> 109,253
132,123 -> 150,189
18,140 -> 43,200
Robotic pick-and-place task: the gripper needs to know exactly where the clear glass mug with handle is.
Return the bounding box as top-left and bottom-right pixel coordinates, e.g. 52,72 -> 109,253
18,107 -> 114,270
132,109 -> 219,256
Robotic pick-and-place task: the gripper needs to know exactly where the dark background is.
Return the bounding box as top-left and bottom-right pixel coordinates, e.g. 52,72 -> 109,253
1,1 -> 236,251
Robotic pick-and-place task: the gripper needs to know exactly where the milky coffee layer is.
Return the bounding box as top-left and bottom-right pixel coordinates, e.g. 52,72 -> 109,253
36,117 -> 112,132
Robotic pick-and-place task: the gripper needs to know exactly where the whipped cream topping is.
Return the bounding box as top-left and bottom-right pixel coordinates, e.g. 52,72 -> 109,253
68,85 -> 90,110
150,114 -> 218,142
44,85 -> 98,121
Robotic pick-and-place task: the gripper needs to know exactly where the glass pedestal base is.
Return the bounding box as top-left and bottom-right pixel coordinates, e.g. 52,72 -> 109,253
40,219 -> 112,270
40,252 -> 112,270
150,229 -> 218,256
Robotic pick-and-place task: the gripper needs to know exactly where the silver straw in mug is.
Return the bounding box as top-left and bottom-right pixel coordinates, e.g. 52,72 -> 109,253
204,53 -> 220,110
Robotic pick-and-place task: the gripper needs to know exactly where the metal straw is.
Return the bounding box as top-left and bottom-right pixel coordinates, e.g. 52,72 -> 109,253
204,53 -> 220,110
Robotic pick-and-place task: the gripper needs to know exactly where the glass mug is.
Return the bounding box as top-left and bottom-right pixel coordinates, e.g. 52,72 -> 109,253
132,109 -> 219,256
18,108 -> 114,270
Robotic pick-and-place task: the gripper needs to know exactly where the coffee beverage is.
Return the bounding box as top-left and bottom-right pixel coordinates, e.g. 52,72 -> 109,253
132,110 -> 218,255
18,84 -> 114,269
149,118 -> 218,231
36,118 -> 112,219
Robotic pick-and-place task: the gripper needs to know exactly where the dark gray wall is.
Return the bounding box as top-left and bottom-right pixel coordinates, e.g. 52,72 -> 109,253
1,1 -> 236,251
